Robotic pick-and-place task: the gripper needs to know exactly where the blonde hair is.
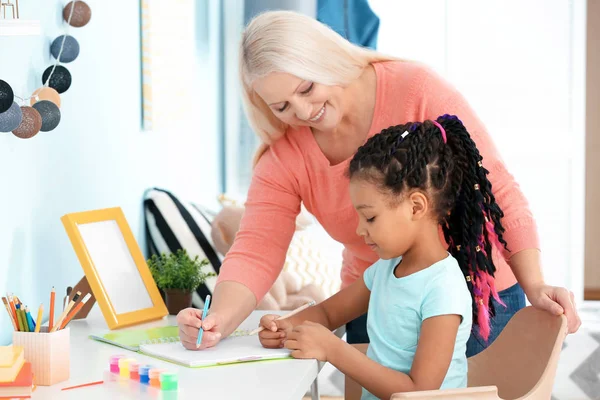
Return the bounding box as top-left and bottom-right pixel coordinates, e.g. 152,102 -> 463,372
239,10 -> 398,166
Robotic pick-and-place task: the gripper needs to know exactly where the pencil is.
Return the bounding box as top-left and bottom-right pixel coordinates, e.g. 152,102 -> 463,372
35,303 -> 43,333
21,309 -> 28,332
12,302 -> 21,332
8,296 -> 19,330
1,297 -> 17,331
14,304 -> 22,332
25,307 -> 35,332
17,308 -> 27,332
249,300 -> 316,335
61,380 -> 104,391
59,293 -> 91,330
8,295 -> 17,321
49,287 -> 55,331
7,293 -> 16,320
52,291 -> 80,332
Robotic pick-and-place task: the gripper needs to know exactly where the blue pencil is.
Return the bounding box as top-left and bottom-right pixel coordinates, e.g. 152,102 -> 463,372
25,307 -> 35,332
196,295 -> 211,348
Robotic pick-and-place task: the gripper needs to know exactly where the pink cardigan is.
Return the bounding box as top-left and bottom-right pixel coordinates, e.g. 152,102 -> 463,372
217,61 -> 540,302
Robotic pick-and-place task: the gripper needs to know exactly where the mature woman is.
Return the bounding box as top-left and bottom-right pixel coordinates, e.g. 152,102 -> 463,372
177,10 -> 581,356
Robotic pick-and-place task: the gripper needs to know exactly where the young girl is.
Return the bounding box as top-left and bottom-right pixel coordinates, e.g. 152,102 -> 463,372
257,114 -> 508,399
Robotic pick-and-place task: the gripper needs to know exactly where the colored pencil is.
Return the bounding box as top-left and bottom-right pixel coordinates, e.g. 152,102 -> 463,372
59,293 -> 91,330
61,380 -> 104,391
49,287 -> 55,331
1,297 -> 17,331
249,300 -> 316,335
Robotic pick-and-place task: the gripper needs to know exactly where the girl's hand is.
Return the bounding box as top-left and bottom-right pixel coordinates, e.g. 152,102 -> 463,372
258,314 -> 293,348
525,283 -> 582,333
284,321 -> 340,361
176,308 -> 223,350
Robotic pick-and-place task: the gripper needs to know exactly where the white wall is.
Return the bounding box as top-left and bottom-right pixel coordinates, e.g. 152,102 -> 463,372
0,1 -> 221,344
370,0 -> 587,299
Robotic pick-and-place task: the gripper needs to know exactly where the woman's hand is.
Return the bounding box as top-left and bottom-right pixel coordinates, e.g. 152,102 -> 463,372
258,314 -> 294,349
176,308 -> 223,350
284,321 -> 340,362
509,249 -> 582,334
525,283 -> 582,333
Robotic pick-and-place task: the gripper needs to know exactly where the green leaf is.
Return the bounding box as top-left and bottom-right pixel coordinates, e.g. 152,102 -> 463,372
147,249 -> 215,291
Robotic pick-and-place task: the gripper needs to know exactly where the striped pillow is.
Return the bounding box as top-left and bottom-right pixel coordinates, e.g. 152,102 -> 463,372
143,188 -> 221,308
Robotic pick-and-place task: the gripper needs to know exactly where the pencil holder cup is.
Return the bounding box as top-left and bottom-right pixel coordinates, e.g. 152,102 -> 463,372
12,327 -> 70,386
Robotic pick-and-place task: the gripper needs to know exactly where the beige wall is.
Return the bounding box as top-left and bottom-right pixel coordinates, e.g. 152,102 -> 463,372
585,0 -> 600,297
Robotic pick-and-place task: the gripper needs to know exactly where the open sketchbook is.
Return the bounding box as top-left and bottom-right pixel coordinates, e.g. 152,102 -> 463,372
89,326 -> 180,351
139,333 -> 291,367
90,311 -> 291,367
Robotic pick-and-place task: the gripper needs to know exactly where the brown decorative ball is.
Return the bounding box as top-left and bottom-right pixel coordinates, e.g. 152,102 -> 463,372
63,1 -> 91,28
12,106 -> 42,139
30,87 -> 61,108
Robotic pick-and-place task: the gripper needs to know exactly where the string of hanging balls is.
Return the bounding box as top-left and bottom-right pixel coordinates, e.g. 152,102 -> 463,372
0,0 -> 91,139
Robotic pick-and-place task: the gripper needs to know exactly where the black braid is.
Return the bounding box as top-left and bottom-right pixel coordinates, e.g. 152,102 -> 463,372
348,115 -> 509,340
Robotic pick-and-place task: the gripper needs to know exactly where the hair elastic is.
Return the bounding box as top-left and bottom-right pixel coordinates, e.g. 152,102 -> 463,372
432,120 -> 447,143
389,130 -> 411,156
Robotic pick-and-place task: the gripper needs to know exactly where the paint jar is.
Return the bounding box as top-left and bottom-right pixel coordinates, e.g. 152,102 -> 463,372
129,360 -> 140,381
149,368 -> 165,388
118,358 -> 135,378
139,365 -> 153,384
159,371 -> 178,391
109,355 -> 125,374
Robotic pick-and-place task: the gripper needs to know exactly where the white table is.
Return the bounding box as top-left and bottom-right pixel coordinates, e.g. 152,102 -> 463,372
32,307 -> 323,400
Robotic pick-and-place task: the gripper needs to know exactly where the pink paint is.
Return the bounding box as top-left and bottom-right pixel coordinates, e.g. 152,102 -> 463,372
109,355 -> 125,374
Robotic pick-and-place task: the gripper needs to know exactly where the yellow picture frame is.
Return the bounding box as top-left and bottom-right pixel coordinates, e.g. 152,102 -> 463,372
61,207 -> 168,329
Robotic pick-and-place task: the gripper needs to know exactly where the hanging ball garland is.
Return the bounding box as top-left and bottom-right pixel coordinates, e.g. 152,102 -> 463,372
63,1 -> 91,28
0,102 -> 23,133
32,101 -> 61,132
50,35 -> 80,63
2,0 -> 91,139
30,87 -> 61,108
0,79 -> 14,114
12,106 -> 42,139
42,65 -> 72,94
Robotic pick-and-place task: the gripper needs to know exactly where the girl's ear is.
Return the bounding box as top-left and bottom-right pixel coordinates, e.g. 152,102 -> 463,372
409,191 -> 429,220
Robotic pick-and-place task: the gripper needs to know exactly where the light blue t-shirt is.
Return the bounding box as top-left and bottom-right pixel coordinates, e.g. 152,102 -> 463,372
361,254 -> 472,400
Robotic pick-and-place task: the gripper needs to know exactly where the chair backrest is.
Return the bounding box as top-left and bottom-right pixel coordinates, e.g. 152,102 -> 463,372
467,306 -> 567,399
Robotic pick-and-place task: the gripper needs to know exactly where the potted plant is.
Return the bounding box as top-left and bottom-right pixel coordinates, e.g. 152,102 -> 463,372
147,249 -> 215,315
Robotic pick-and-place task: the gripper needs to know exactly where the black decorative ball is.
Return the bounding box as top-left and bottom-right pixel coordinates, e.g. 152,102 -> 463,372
0,79 -> 14,114
42,65 -> 72,94
0,101 -> 22,133
32,100 -> 61,132
50,35 -> 80,63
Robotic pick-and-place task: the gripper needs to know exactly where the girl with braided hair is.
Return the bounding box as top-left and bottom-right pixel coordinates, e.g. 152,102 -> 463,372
254,115 -> 503,398
176,10 -> 581,359
347,114 -> 509,344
